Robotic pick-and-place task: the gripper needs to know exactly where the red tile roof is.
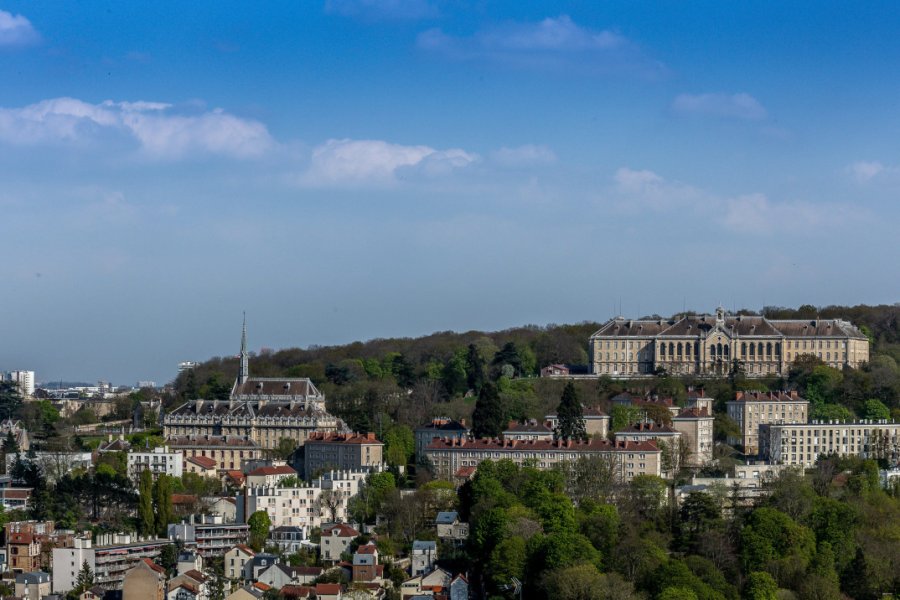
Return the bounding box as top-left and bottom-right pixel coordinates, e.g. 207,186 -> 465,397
248,465 -> 297,476
232,543 -> 256,556
356,543 -> 378,554
186,455 -> 218,469
171,494 -> 199,505
141,558 -> 167,575
281,585 -> 314,598
306,432 -> 383,445
253,582 -> 273,592
323,523 -> 360,538
316,584 -> 342,595
428,436 -> 659,453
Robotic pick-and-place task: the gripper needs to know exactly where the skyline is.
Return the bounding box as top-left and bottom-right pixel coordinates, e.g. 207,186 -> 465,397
2,1 -> 899,384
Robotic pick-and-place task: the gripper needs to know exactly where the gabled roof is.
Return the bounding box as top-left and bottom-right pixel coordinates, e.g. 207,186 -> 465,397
281,585 -> 314,599
412,540 -> 437,551
674,407 -> 712,419
316,583 -> 343,595
232,543 -> 256,556
323,523 -> 360,537
140,557 -> 167,575
186,455 -> 218,469
356,543 -> 378,555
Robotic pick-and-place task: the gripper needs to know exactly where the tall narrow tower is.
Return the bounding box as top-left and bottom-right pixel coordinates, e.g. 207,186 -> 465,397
239,312 -> 250,385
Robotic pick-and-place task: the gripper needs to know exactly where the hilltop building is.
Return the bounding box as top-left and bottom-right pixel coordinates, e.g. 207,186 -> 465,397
726,391 -> 809,456
589,307 -> 869,378
164,317 -> 342,451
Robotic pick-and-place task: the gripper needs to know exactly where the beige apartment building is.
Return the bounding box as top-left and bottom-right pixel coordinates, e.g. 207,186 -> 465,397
303,432 -> 384,478
760,420 -> 900,467
726,391 -> 809,456
671,407 -> 715,466
424,437 -> 661,481
545,406 -> 610,438
167,435 -> 263,472
590,307 -> 869,378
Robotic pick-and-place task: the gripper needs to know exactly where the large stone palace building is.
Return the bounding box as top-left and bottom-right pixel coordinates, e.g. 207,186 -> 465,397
163,319 -> 343,450
590,307 -> 869,378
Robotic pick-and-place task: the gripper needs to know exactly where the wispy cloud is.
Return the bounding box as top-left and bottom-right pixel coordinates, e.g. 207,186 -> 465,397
299,138 -> 477,187
672,92 -> 767,120
0,97 -> 274,159
490,144 -> 556,167
609,167 -> 863,234
325,0 -> 438,20
847,160 -> 891,183
0,9 -> 39,47
418,15 -> 666,78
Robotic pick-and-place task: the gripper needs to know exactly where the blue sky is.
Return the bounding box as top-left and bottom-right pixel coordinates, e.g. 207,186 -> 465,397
1,1 -> 898,385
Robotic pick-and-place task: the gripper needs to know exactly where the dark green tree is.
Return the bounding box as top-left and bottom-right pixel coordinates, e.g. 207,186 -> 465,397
554,382 -> 586,441
472,382 -> 504,438
464,344 -> 485,393
138,469 -> 155,535
153,474 -> 174,536
73,560 -> 94,594
248,510 -> 272,551
2,431 -> 19,455
0,381 -> 23,421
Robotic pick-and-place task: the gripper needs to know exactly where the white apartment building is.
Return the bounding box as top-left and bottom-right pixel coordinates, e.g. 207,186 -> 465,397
760,420 -> 900,467
726,391 -> 809,456
237,469 -> 368,529
167,515 -> 250,557
52,534 -> 168,593
4,371 -> 35,397
127,446 -> 184,483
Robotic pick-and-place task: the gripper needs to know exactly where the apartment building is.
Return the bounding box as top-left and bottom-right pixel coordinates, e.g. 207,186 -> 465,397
303,432 -> 383,478
167,514 -> 250,557
671,407 -> 715,466
544,406 -> 611,438
424,437 -> 661,481
127,446 -> 184,483
166,435 -> 263,471
760,420 -> 900,467
52,534 -> 169,592
415,418 -> 469,463
726,391 -> 809,456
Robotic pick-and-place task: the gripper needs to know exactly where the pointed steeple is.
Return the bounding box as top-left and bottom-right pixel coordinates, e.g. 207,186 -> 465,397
239,312 -> 249,385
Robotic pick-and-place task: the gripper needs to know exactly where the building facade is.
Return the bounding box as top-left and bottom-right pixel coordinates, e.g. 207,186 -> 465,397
671,407 -> 715,466
303,432 -> 383,478
168,515 -> 250,558
590,308 -> 869,378
760,420 -> 900,467
726,391 -> 809,456
425,437 -> 661,481
166,435 -> 263,472
127,446 -> 184,483
414,418 -> 469,464
164,321 -> 342,450
53,534 -> 169,593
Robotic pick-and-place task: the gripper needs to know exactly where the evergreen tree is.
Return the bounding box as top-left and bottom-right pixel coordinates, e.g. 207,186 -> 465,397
472,382 -> 504,438
153,474 -> 174,536
555,382 -> 586,441
74,560 -> 94,593
138,469 -> 155,536
2,431 -> 19,455
0,381 -> 23,421
465,344 -> 485,393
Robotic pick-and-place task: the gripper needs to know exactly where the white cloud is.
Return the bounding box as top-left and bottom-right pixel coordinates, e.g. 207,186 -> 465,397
300,138 -> 477,187
324,0 -> 438,20
672,92 -> 767,120
848,160 -> 886,183
0,97 -> 273,158
490,144 -> 556,167
0,9 -> 39,47
418,15 -> 665,78
612,167 -> 703,211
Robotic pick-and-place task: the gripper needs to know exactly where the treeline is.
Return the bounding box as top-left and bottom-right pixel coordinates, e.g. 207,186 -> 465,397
462,455 -> 900,600
171,304 -> 900,430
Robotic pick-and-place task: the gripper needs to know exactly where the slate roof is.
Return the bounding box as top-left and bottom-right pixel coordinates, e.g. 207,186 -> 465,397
592,314 -> 867,340
435,511 -> 459,525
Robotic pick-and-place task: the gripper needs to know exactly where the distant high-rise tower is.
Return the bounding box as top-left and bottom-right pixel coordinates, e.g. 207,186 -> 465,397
239,312 -> 249,385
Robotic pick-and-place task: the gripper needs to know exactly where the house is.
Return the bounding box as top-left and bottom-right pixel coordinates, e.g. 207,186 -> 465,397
127,445 -> 185,484
15,571 -> 51,600
6,523 -> 42,573
1,488 -> 33,512
415,418 -> 468,465
352,543 -> 383,583
411,540 -> 437,575
316,583 -> 343,600
172,493 -> 200,516
80,585 -> 106,600
97,433 -> 130,454
177,551 -> 203,575
205,496 -> 238,523
303,432 -> 383,479
449,574 -> 469,600
168,569 -> 209,600
225,582 -> 271,600
271,525 -> 308,554
122,558 -> 166,600
243,552 -> 279,582
223,470 -> 246,490
540,364 -> 570,377
435,512 -> 468,541
401,568 -> 452,599
321,523 -> 359,562
185,455 -> 219,478
0,419 -> 31,452
225,544 -> 256,581
246,464 -> 297,487
257,563 -> 323,588
281,585 -> 314,599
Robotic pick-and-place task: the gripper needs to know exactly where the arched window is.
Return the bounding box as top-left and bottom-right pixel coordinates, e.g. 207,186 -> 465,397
669,342 -> 675,357
685,343 -> 691,356
766,342 -> 772,358
717,342 -> 723,358
724,345 -> 730,358
677,342 -> 683,356
710,345 -> 716,357
750,343 -> 755,357
758,342 -> 764,357
775,342 -> 781,356
660,344 -> 665,357
741,342 -> 747,358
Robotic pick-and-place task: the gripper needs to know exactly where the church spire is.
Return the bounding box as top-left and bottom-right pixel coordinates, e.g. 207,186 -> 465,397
239,312 -> 249,385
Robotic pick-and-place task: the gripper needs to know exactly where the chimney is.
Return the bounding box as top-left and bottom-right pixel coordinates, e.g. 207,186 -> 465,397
790,390 -> 798,399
